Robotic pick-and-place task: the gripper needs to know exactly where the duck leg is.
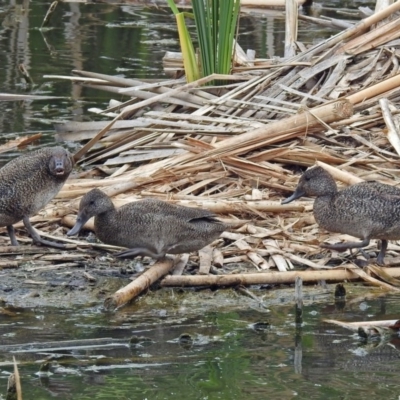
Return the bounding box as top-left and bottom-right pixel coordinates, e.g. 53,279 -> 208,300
6,226 -> 19,246
320,238 -> 370,252
358,249 -> 371,261
23,217 -> 67,249
376,239 -> 388,265
116,247 -> 167,260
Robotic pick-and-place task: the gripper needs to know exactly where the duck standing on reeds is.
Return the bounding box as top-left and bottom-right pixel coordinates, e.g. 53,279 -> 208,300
67,188 -> 227,260
0,146 -> 73,248
281,166 -> 400,265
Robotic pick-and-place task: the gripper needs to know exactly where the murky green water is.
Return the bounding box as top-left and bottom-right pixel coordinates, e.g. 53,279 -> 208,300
0,0 -> 368,154
1,1 -> 398,399
0,289 -> 399,399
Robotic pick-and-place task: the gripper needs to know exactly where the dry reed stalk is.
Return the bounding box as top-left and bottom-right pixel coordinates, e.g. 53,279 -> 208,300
350,266 -> 400,291
298,15 -> 353,30
13,356 -> 22,400
347,74 -> 400,105
367,264 -> 400,287
310,2 -> 400,59
0,261 -> 18,269
315,161 -> 365,184
0,133 -> 42,154
324,318 -> 399,331
186,100 -> 353,160
284,0 -> 298,58
104,258 -> 176,309
73,73 -> 245,161
340,18 -> 400,55
263,239 -> 290,271
267,249 -> 330,270
233,239 -> 270,270
161,267 -> 400,287
172,254 -> 189,275
29,9 -> 400,284
198,246 -> 213,274
212,248 -> 224,267
379,98 -> 400,155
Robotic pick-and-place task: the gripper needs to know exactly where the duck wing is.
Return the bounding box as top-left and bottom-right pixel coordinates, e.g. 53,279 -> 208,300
323,185 -> 400,237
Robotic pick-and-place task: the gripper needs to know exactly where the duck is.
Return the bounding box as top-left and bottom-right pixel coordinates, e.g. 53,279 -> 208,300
0,146 -> 73,248
281,166 -> 400,265
67,188 -> 227,260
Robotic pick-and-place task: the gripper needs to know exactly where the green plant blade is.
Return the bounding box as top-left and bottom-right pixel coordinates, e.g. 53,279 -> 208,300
168,0 -> 240,84
175,13 -> 200,82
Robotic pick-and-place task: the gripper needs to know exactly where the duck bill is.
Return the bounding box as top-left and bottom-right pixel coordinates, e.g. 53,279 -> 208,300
281,188 -> 305,204
67,213 -> 90,236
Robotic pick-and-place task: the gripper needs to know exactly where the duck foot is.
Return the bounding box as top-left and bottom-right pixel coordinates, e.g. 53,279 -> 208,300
350,249 -> 386,267
320,238 -> 370,252
32,238 -> 68,250
23,217 -> 68,250
116,247 -> 166,260
355,242 -> 387,266
353,259 -> 370,267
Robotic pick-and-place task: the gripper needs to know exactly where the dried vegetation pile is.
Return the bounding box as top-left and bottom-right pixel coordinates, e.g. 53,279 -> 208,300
13,1 -> 400,297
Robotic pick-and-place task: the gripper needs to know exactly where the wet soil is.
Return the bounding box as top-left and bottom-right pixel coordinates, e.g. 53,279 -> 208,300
0,227 -> 389,312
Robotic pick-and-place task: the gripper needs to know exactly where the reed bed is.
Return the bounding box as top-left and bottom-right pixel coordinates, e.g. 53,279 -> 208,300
21,3 -> 400,291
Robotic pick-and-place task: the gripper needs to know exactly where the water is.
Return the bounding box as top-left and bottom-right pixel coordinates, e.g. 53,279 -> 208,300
2,1 -> 398,399
0,0 -> 369,152
0,290 -> 399,399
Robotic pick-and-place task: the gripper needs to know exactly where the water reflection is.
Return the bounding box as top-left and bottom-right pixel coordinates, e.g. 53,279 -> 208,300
0,0 -> 357,153
0,292 -> 398,399
0,2 -> 398,398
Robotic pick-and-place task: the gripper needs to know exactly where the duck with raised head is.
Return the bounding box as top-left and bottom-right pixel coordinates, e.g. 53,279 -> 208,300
67,188 -> 227,260
281,166 -> 400,265
0,146 -> 74,248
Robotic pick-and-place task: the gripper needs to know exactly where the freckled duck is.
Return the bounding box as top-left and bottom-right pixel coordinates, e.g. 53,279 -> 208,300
67,188 -> 227,259
281,166 -> 400,265
0,146 -> 73,248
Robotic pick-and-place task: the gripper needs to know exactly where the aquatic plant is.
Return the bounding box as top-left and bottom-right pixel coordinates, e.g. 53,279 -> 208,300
167,0 -> 240,83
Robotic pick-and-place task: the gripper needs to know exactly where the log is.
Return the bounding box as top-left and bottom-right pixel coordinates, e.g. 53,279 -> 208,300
0,261 -> 19,269
160,266 -> 400,287
104,258 -> 176,309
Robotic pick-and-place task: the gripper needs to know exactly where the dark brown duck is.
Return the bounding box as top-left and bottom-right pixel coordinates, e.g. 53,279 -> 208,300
281,166 -> 400,265
0,146 -> 73,248
67,188 -> 227,259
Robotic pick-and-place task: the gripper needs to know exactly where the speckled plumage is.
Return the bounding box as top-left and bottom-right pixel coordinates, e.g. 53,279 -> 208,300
282,166 -> 400,264
67,188 -> 227,259
0,146 -> 73,247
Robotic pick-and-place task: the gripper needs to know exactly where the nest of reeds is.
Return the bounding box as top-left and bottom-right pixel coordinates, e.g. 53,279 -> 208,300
6,3 -> 400,293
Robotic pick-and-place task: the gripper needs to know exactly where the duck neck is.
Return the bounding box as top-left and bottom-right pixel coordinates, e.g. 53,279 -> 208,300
94,209 -> 115,234
318,175 -> 338,197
